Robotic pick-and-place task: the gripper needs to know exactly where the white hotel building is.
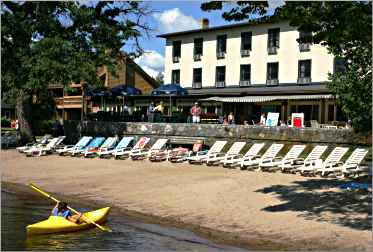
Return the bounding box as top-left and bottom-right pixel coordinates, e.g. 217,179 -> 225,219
157,19 -> 346,125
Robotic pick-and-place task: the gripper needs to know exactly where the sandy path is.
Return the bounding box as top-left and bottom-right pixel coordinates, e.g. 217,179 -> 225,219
2,150 -> 371,250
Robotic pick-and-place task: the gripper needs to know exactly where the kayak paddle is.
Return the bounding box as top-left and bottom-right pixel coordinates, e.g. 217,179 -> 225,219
29,183 -> 112,232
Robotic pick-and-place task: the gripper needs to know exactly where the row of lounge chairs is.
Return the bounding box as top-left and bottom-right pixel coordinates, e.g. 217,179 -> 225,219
190,140 -> 369,178
17,135 -> 369,179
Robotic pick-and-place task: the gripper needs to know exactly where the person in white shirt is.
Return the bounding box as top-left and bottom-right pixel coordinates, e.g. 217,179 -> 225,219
260,113 -> 266,125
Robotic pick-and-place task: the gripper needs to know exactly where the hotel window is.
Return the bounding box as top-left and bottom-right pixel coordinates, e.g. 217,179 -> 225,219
216,35 -> 227,59
298,60 -> 312,84
171,70 -> 180,85
194,38 -> 203,61
241,32 -> 252,57
333,57 -> 346,74
298,31 -> 311,52
193,68 -> 202,89
267,28 -> 280,55
240,64 -> 251,86
172,40 -> 181,63
266,62 -> 279,85
215,66 -> 226,87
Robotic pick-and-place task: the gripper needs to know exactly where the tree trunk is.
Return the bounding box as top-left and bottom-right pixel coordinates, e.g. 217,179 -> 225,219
16,89 -> 33,144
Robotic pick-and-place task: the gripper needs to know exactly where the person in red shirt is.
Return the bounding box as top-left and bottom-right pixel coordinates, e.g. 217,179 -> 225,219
190,102 -> 201,123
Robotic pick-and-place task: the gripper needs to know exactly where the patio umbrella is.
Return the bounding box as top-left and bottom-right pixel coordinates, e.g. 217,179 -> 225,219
111,85 -> 142,112
86,86 -> 111,112
151,84 -> 188,116
111,85 -> 142,96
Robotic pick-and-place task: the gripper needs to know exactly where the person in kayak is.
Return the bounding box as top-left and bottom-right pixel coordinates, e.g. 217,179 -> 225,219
51,202 -> 82,223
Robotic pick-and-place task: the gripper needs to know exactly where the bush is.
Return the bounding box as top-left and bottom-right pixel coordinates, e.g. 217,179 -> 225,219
1,117 -> 11,128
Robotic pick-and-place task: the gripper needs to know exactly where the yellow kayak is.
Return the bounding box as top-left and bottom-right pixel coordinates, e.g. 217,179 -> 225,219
26,207 -> 110,235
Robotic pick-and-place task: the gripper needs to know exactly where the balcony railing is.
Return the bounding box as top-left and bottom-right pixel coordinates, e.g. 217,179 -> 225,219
192,82 -> 202,89
215,81 -> 225,88
299,43 -> 311,52
173,56 -> 180,63
267,46 -> 278,55
216,52 -> 225,59
239,80 -> 251,87
266,79 -> 279,86
194,54 -> 202,61
55,96 -> 83,109
240,49 -> 250,57
297,77 -> 312,85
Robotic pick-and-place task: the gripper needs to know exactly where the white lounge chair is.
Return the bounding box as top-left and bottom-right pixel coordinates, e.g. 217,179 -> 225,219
83,137 -> 118,158
55,136 -> 93,156
25,136 -> 66,157
130,138 -> 169,160
16,134 -> 51,153
321,148 -> 368,177
167,141 -> 204,163
281,145 -> 328,173
186,140 -> 228,164
258,145 -> 306,171
240,143 -> 284,170
297,147 -> 349,176
114,137 -> 150,159
222,143 -> 265,168
205,142 -> 246,166
98,136 -> 134,158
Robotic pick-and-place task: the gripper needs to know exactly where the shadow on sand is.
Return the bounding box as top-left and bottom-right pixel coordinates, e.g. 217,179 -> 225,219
255,177 -> 372,230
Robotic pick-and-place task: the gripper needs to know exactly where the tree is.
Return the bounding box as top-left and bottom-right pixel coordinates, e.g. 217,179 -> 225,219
201,1 -> 372,132
155,72 -> 164,85
1,1 -> 152,141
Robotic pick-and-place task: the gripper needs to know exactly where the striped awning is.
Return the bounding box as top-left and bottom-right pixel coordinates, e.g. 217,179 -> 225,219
200,94 -> 335,103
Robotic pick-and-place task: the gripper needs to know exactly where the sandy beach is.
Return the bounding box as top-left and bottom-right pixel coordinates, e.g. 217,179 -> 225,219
2,149 -> 371,251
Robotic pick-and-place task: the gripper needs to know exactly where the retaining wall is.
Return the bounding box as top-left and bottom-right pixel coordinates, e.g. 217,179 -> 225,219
63,121 -> 371,147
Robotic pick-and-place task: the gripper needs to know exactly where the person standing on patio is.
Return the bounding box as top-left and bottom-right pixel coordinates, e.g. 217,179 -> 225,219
190,102 -> 201,123
154,101 -> 164,114
228,112 -> 235,124
154,101 -> 164,123
147,102 -> 155,122
260,113 -> 266,125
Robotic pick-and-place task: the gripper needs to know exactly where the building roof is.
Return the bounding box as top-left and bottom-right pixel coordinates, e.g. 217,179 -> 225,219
157,15 -> 284,38
125,57 -> 159,88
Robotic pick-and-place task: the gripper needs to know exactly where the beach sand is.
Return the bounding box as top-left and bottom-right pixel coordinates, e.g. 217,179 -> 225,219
2,150 -> 371,251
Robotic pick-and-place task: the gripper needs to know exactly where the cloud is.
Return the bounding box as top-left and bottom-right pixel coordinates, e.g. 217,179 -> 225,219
153,8 -> 200,34
134,50 -> 164,78
268,0 -> 285,12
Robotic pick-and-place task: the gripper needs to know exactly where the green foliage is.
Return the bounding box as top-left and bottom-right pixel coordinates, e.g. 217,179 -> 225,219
1,117 -> 11,128
1,1 -> 151,138
201,1 -> 372,132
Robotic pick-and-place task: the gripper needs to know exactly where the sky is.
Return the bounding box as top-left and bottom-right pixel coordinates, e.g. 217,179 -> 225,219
129,1 -> 285,79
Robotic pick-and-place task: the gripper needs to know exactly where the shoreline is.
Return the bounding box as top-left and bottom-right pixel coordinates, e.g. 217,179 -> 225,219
2,181 -> 290,251
2,150 -> 371,251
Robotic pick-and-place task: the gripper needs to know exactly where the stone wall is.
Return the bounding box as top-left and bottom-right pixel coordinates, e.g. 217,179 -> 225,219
63,120 -> 371,147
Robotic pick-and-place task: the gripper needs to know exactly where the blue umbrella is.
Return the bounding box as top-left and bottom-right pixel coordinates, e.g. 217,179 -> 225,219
111,85 -> 142,113
86,87 -> 111,112
111,85 -> 142,96
151,84 -> 188,96
86,87 -> 111,97
151,84 -> 188,115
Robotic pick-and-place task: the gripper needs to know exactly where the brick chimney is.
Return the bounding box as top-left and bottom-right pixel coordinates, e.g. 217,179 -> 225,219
200,18 -> 209,29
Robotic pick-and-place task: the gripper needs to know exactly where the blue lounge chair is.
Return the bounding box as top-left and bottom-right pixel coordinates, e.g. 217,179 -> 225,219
69,137 -> 105,157
99,136 -> 134,158
56,136 -> 93,156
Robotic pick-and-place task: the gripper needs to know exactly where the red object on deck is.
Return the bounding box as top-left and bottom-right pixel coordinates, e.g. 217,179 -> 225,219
293,117 -> 302,128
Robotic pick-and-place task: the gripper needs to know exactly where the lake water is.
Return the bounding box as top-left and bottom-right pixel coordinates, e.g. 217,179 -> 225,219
1,184 -> 247,251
